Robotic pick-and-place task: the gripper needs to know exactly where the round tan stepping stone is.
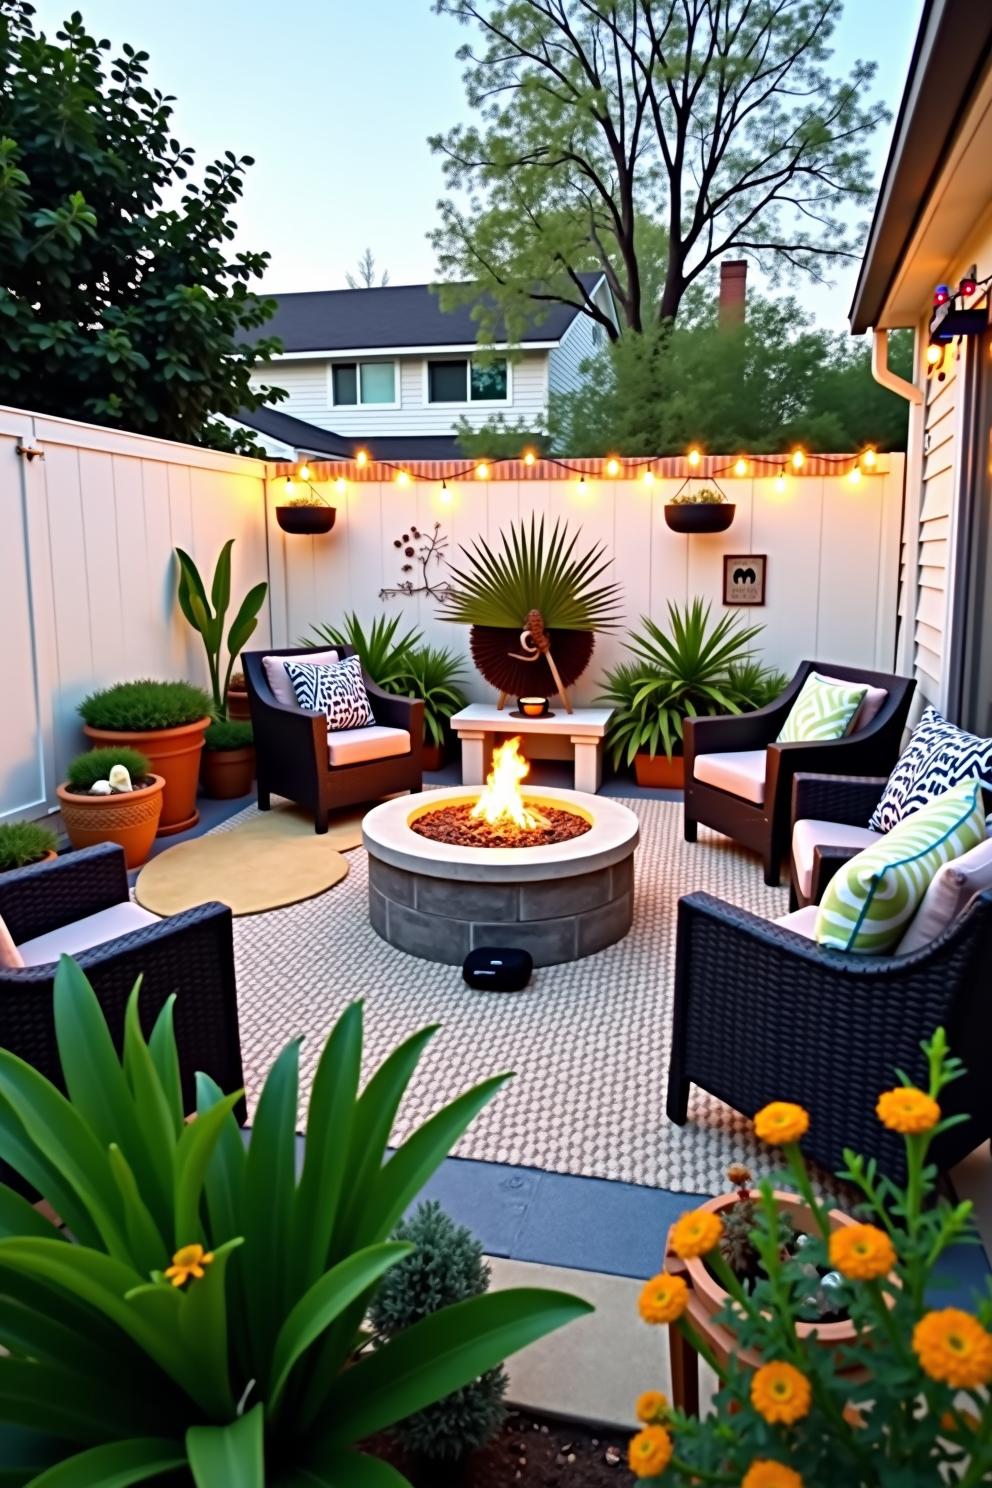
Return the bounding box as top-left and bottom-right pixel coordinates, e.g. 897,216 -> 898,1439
135,827 -> 349,917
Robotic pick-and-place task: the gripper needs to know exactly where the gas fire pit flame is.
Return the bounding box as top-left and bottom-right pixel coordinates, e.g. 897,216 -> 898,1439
470,736 -> 549,831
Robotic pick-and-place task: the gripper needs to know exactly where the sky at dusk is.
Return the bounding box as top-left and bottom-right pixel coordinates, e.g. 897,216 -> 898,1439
29,0 -> 925,331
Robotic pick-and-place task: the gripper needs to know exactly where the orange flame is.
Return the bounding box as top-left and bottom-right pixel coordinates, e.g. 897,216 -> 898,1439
471,736 -> 548,830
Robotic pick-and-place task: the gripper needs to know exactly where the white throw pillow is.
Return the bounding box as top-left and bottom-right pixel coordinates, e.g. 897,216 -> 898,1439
896,833 -> 992,954
262,648 -> 339,708
285,654 -> 375,732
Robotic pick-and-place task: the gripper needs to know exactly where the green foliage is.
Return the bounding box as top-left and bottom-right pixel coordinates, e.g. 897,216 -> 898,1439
438,515 -> 623,631
175,541 -> 268,712
0,959 -> 592,1482
599,600 -> 764,765
669,487 -> 725,506
303,613 -> 424,691
0,820 -> 56,872
203,720 -> 253,752
0,4 -> 284,452
725,660 -> 791,713
454,412 -> 546,460
78,679 -> 213,732
369,1201 -> 507,1463
65,747 -> 152,791
431,4 -> 886,335
550,295 -> 914,455
283,493 -> 326,508
633,1030 -> 992,1483
392,647 -> 470,748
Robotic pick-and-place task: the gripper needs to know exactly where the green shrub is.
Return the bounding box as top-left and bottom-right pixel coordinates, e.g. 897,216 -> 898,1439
0,820 -> 57,872
79,678 -> 213,732
65,746 -> 152,792
369,1201 -> 507,1463
204,719 -> 253,750
726,659 -> 791,712
393,645 -> 469,747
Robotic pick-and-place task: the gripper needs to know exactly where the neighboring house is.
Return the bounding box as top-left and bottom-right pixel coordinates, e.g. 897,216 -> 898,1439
850,0 -> 992,734
237,273 -> 618,460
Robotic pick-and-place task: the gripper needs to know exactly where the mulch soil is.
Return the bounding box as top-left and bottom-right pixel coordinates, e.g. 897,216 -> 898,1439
411,804 -> 591,850
369,1410 -> 635,1486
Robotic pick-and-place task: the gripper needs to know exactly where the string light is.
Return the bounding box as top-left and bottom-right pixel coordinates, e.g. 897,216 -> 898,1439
687,446 -> 701,468
284,476 -> 294,492
523,450 -> 536,466
642,469 -> 655,484
848,465 -> 862,485
733,457 -> 749,477
475,462 -> 490,480
605,457 -> 620,477
439,480 -> 452,504
355,448 -> 368,467
396,470 -> 410,486
862,447 -> 877,469
926,343 -> 943,365
577,476 -> 587,492
335,477 -> 347,493
774,470 -> 787,493
298,462 -> 312,482
791,448 -> 805,470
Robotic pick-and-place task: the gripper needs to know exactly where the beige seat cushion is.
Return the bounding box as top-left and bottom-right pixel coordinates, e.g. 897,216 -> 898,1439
0,914 -> 23,970
818,673 -> 888,733
263,649 -> 339,708
791,818 -> 882,899
774,905 -> 820,938
18,902 -> 160,968
327,725 -> 411,768
693,749 -> 767,805
897,834 -> 992,954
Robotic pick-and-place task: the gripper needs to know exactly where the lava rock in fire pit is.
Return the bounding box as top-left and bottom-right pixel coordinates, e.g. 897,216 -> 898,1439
412,803 -> 590,849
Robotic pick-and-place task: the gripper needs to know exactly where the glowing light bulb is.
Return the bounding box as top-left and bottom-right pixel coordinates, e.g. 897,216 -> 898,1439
848,465 -> 862,485
927,343 -> 943,366
475,463 -> 489,480
791,448 -> 805,470
577,476 -> 586,491
439,480 -> 452,505
335,477 -> 346,493
355,448 -> 368,467
862,447 -> 877,469
687,447 -> 701,468
605,457 -> 620,477
642,469 -> 655,484
284,476 -> 294,492
396,469 -> 410,486
523,450 -> 536,466
775,471 -> 786,493
734,457 -> 748,477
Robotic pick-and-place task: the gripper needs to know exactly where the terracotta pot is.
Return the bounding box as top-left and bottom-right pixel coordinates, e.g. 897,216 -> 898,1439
634,751 -> 685,789
0,848 -> 58,876
226,688 -> 251,721
83,718 -> 210,836
57,776 -> 165,869
423,742 -> 446,773
664,502 -> 736,534
276,505 -> 336,535
200,746 -> 255,800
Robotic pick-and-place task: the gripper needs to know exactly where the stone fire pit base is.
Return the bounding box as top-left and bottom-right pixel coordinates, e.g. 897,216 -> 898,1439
362,787 -> 639,967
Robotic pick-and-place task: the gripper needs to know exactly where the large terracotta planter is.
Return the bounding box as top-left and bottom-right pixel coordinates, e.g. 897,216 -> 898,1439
200,746 -> 255,800
635,751 -> 685,789
57,776 -> 165,868
83,718 -> 210,836
227,688 -> 251,721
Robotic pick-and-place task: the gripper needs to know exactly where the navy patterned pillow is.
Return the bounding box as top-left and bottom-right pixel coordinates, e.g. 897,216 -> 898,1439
869,705 -> 992,832
284,654 -> 375,732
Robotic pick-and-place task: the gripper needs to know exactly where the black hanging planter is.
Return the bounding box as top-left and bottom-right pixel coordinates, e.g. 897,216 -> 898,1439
664,502 -> 735,534
276,505 -> 337,535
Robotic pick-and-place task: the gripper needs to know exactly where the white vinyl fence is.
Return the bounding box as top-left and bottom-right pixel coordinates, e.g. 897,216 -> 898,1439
0,404 -> 903,825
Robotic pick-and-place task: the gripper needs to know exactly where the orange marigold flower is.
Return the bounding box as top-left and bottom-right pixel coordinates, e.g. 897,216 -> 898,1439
638,1273 -> 689,1325
876,1086 -> 940,1134
750,1361 -> 812,1425
164,1242 -> 215,1288
742,1463 -> 804,1488
635,1390 -> 669,1424
670,1209 -> 724,1259
753,1102 -> 809,1145
628,1425 -> 673,1478
913,1308 -> 992,1389
828,1223 -> 896,1281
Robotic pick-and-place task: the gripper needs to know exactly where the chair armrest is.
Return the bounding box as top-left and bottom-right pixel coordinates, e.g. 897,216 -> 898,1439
366,679 -> 425,738
791,774 -> 887,829
684,709 -> 778,759
0,843 -> 128,944
249,688 -> 325,766
809,845 -> 862,904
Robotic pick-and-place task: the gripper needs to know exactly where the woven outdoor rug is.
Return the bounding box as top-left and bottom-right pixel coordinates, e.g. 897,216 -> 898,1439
216,795 -> 792,1197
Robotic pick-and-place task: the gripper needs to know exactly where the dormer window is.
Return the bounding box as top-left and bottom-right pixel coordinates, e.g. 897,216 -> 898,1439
426,357 -> 509,404
330,360 -> 398,407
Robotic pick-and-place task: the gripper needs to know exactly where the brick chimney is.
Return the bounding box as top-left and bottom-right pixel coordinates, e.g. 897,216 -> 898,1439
719,259 -> 747,327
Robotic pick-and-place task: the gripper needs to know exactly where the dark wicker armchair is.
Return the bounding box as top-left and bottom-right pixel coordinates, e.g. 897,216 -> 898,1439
666,888 -> 992,1183
243,644 -> 424,833
683,661 -> 915,885
0,844 -> 244,1190
788,773 -> 889,910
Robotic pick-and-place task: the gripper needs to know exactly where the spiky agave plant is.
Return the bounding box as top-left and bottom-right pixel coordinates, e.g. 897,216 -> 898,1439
302,611 -> 423,691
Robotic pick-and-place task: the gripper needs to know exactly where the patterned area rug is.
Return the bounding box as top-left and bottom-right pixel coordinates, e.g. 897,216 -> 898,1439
218,795 -> 791,1196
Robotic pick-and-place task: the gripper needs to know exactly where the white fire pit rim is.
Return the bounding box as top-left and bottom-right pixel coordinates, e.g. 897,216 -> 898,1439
362,785 -> 639,882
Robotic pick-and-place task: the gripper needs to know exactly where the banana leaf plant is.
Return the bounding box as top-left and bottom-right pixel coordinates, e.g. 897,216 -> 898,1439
175,540 -> 268,713
0,959 -> 591,1486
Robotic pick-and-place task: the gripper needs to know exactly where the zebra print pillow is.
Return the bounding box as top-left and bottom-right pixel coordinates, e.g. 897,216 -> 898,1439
869,705 -> 992,833
284,654 -> 375,732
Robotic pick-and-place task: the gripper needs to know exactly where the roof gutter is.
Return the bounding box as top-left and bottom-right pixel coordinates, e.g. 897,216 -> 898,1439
871,329 -> 922,405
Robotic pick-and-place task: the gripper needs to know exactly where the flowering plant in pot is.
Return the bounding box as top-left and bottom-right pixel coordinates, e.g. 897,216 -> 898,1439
57,746 -> 163,867
200,719 -> 254,800
0,820 -> 57,875
629,1030 -> 992,1485
78,679 -> 213,836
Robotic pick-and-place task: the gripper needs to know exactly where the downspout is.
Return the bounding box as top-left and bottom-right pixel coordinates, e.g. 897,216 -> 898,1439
870,327 -> 924,690
871,328 -> 922,404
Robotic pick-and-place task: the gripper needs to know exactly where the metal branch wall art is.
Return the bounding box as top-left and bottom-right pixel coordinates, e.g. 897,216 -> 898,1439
380,522 -> 454,601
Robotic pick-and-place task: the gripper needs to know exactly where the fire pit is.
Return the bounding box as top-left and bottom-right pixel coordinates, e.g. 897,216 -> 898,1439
363,737 -> 638,966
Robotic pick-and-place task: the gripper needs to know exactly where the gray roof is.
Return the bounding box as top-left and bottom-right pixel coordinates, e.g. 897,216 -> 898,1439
236,404 -> 464,460
250,273 -> 605,353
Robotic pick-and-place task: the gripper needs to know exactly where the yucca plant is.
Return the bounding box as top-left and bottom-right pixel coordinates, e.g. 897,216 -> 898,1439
725,658 -> 791,712
600,600 -> 765,765
175,541 -> 268,714
437,515 -> 623,631
303,611 -> 423,691
393,646 -> 469,747
0,959 -> 590,1485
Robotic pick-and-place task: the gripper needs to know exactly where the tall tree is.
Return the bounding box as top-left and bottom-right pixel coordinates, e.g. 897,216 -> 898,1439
0,2 -> 283,453
346,247 -> 391,288
431,1 -> 887,338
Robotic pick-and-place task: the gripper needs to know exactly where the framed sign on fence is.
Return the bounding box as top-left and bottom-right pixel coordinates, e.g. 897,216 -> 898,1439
723,554 -> 767,606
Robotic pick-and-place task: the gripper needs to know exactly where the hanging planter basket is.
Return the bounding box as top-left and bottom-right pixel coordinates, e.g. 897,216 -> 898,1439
276,505 -> 336,535
469,625 -> 595,700
664,501 -> 735,534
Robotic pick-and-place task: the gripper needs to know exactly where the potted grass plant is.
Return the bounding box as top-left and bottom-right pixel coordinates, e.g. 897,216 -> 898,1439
200,719 -> 255,799
78,679 -> 212,836
664,485 -> 735,534
0,820 -> 57,875
56,746 -> 164,867
394,644 -> 469,771
0,959 -> 592,1483
600,599 -> 764,788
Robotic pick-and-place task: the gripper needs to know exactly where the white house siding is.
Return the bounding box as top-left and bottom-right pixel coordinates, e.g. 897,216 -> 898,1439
254,351 -> 550,439
547,282 -> 617,397
914,333 -> 958,704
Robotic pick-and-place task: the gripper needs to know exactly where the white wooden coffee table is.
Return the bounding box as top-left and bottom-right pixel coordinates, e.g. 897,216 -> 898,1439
450,704 -> 613,794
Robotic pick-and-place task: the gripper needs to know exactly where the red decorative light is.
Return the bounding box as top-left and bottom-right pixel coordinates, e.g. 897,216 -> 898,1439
960,272 -> 977,298
934,284 -> 950,306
